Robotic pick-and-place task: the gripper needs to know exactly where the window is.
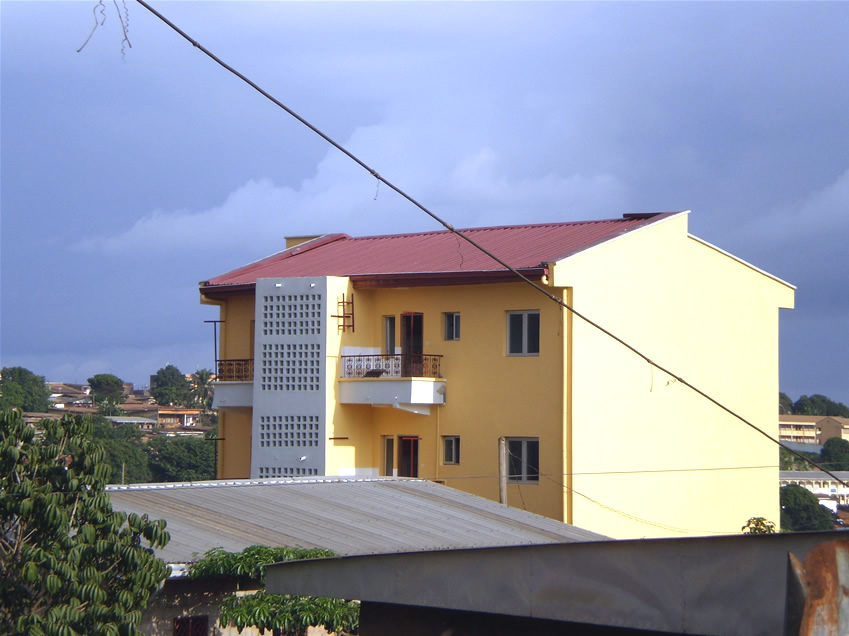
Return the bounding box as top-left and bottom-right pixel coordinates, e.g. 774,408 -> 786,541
173,616 -> 208,636
507,311 -> 540,355
443,436 -> 460,464
384,316 -> 396,354
382,436 -> 395,476
507,437 -> 539,482
444,312 -> 461,341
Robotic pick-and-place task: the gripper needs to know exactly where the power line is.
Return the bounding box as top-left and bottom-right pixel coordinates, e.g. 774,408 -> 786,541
502,447 -> 725,535
133,0 -> 847,488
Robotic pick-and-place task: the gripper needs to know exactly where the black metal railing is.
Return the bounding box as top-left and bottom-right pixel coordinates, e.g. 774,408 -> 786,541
216,359 -> 253,382
341,354 -> 443,379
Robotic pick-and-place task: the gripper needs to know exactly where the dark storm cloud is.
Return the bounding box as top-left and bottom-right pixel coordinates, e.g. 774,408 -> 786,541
2,1 -> 847,403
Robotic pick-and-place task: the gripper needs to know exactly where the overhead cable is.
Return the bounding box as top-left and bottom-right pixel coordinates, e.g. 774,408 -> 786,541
134,0 -> 846,487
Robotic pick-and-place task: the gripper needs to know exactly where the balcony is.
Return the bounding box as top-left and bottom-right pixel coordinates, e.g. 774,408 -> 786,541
341,354 -> 442,379
212,358 -> 254,409
217,359 -> 253,382
338,354 -> 446,413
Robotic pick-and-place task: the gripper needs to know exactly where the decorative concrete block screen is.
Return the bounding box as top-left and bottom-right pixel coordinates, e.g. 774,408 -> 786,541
252,278 -> 327,479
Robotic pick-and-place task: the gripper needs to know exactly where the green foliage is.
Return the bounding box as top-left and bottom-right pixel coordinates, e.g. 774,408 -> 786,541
219,591 -> 359,636
780,484 -> 834,532
0,409 -> 170,634
741,516 -> 776,534
190,545 -> 358,636
189,545 -> 335,583
820,437 -> 849,470
147,435 -> 214,482
0,367 -> 50,412
191,368 -> 214,411
779,392 -> 793,414
780,447 -> 820,471
91,418 -> 152,484
87,374 -> 125,407
791,394 -> 849,417
150,365 -> 193,407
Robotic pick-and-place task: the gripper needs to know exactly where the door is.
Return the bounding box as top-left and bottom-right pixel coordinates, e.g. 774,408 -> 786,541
400,312 -> 423,376
399,436 -> 420,477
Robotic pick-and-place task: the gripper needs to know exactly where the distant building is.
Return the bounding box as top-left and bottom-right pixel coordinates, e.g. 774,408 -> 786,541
779,414 -> 849,445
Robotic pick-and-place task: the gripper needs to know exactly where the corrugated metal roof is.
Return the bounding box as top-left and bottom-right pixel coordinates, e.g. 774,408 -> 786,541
780,471 -> 849,480
203,213 -> 681,288
107,477 -> 605,563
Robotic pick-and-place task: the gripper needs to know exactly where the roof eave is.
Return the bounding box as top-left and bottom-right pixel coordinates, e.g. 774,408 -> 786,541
351,268 -> 547,289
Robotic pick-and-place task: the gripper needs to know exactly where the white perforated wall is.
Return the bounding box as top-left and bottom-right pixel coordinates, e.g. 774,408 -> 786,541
251,278 -> 327,479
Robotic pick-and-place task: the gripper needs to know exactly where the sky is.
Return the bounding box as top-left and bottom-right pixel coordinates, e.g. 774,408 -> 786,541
2,1 -> 848,406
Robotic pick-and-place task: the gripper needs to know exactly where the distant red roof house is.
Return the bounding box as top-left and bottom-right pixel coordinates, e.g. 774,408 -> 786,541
201,212 -> 679,292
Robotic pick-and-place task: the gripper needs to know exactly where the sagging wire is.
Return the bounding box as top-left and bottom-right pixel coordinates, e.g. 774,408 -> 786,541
504,447 -> 724,535
132,0 -> 848,488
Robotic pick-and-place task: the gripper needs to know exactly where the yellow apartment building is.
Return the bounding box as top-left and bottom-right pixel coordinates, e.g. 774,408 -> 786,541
199,211 -> 794,538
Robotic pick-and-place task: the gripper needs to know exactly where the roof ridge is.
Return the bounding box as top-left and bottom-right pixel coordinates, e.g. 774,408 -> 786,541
349,213 -> 676,242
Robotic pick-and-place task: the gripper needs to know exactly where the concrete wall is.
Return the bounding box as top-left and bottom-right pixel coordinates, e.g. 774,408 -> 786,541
552,213 -> 793,537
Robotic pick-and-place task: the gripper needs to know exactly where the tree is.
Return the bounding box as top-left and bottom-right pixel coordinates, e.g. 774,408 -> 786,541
780,484 -> 834,532
91,418 -> 152,484
189,545 -> 359,636
820,437 -> 849,471
150,365 -> 193,407
87,373 -> 125,407
147,435 -> 214,482
742,516 -> 776,534
0,409 -> 170,634
0,367 -> 50,412
779,392 -> 793,414
792,394 -> 849,417
191,368 -> 215,412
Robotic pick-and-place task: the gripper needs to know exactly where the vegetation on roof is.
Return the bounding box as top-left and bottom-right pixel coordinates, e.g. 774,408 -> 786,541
189,545 -> 359,636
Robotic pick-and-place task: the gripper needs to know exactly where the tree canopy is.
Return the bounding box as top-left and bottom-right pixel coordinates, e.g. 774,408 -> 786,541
820,437 -> 849,471
87,373 -> 125,407
191,368 -> 215,411
150,365 -> 193,407
91,418 -> 152,485
189,545 -> 358,636
0,367 -> 50,412
782,393 -> 849,417
0,409 -> 170,634
147,435 -> 214,482
780,484 -> 834,532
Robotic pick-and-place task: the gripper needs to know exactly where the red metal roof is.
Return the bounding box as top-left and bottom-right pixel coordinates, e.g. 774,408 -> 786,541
202,212 -> 681,291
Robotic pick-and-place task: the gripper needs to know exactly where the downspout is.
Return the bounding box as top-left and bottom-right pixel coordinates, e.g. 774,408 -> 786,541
435,405 -> 440,482
564,286 -> 574,525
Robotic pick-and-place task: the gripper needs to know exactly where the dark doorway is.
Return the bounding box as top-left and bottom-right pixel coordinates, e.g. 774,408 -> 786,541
401,313 -> 423,376
399,436 -> 420,477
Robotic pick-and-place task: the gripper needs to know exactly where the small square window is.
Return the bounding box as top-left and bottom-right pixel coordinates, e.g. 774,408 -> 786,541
506,437 -> 539,482
443,436 -> 460,464
444,312 -> 461,341
507,311 -> 539,355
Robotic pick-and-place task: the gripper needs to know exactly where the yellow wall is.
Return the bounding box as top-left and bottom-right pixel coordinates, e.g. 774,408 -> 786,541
551,213 -> 794,537
202,292 -> 255,479
326,281 -> 566,521
217,408 -> 252,478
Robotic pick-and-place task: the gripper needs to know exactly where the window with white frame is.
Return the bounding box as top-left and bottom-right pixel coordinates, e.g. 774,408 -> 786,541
443,436 -> 460,464
507,311 -> 540,355
444,312 -> 461,341
507,437 -> 539,482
